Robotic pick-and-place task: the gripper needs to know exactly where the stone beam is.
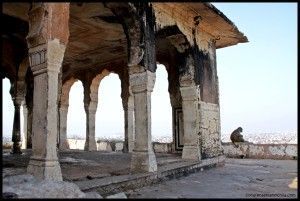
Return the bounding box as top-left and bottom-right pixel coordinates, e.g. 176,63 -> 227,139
26,3 -> 69,181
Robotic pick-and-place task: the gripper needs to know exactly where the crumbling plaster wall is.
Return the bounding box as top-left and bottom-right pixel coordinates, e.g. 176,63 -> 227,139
199,102 -> 223,159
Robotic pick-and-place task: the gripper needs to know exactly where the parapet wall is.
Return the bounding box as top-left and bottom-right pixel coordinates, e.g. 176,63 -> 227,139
3,139 -> 297,160
67,139 -> 173,153
67,140 -> 297,160
222,142 -> 297,160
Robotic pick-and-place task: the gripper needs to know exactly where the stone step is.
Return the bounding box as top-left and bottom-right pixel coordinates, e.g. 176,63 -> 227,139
75,155 -> 225,197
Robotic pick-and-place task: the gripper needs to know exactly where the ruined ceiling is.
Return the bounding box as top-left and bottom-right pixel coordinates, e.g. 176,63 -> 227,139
2,2 -> 247,81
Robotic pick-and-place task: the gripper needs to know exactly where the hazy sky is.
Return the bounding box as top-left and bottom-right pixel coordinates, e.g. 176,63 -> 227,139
2,3 -> 297,141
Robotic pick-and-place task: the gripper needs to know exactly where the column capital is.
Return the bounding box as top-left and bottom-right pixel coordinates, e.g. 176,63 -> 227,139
28,40 -> 66,76
12,96 -> 24,106
129,70 -> 156,93
84,101 -> 97,113
180,85 -> 200,101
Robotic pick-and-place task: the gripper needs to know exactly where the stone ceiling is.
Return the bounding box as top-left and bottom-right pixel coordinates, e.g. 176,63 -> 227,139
2,2 -> 247,81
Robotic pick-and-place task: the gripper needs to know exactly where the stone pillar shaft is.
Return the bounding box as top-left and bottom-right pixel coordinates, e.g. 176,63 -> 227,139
27,56 -> 63,180
84,101 -> 97,151
11,99 -> 22,154
22,103 -> 28,149
123,96 -> 135,153
130,70 -> 157,173
26,3 -> 69,181
27,106 -> 33,149
59,104 -> 69,150
180,85 -> 201,160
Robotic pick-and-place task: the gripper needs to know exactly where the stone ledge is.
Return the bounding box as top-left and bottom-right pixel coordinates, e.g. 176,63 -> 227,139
75,155 -> 225,197
222,142 -> 297,160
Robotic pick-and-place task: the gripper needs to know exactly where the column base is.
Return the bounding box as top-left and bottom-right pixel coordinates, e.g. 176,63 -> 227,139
130,150 -> 157,173
10,142 -> 22,154
84,140 -> 97,151
122,143 -> 128,153
59,139 -> 70,150
128,140 -> 135,153
182,144 -> 201,160
27,157 -> 62,181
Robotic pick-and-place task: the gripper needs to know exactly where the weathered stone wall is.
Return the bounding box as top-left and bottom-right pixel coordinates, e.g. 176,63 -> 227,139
4,140 -> 296,160
199,102 -> 223,159
67,139 -> 124,152
222,142 -> 298,160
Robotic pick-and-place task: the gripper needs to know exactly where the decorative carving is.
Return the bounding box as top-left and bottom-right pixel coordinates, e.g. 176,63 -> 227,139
28,49 -> 47,67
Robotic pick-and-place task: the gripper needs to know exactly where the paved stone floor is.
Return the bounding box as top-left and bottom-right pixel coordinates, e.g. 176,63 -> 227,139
3,149 -> 183,181
126,158 -> 298,199
3,149 -> 297,199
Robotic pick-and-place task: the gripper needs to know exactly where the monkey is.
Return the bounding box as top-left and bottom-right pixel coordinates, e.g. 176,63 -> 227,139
230,127 -> 245,148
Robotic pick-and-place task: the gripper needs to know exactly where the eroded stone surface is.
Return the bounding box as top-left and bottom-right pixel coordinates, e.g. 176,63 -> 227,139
200,102 -> 223,159
127,158 -> 297,198
222,142 -> 298,159
3,174 -> 87,198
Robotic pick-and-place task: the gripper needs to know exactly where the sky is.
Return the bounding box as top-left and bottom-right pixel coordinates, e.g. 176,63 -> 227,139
2,3 -> 297,141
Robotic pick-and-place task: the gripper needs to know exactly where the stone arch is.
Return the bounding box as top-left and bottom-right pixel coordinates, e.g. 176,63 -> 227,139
17,57 -> 29,82
154,25 -> 190,152
151,64 -> 173,144
58,77 -> 82,150
94,70 -> 124,140
89,69 -> 111,103
60,77 -> 78,107
2,78 -> 14,142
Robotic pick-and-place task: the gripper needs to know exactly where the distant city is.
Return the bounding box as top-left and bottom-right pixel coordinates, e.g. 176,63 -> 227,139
2,132 -> 297,144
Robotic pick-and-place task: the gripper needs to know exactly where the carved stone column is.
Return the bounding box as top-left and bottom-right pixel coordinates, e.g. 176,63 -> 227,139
130,70 -> 157,172
26,106 -> 33,149
180,85 -> 201,160
122,95 -> 135,153
21,102 -> 28,149
178,51 -> 201,160
84,102 -> 97,151
106,3 -> 158,172
26,3 -> 69,181
82,74 -> 98,152
58,104 -> 69,150
11,96 -> 23,154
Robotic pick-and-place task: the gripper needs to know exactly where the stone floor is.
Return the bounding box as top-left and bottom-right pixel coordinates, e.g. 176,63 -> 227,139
3,149 -> 297,199
126,158 -> 298,198
3,149 -> 183,182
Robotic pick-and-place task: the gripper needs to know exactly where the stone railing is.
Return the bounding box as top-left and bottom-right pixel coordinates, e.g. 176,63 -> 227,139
67,139 -> 173,153
222,142 -> 297,160
3,139 -> 297,160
